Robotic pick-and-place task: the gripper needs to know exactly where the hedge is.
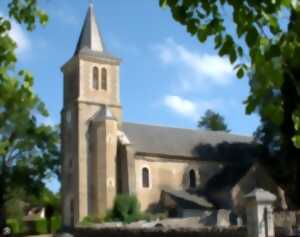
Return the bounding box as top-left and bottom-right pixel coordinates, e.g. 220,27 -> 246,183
34,219 -> 47,234
6,216 -> 61,234
51,216 -> 62,232
7,218 -> 20,234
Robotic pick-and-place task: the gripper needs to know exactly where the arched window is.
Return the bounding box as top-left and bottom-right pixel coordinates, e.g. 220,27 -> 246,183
101,67 -> 107,90
189,169 -> 196,189
92,67 -> 99,90
142,167 -> 150,188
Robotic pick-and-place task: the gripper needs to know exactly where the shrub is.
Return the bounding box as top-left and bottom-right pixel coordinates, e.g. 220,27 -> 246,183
104,210 -> 113,222
6,217 -> 62,234
51,216 -> 61,232
81,215 -> 103,225
5,188 -> 26,220
7,218 -> 20,234
112,195 -> 140,223
34,219 -> 47,234
22,219 -> 46,235
81,216 -> 93,225
140,212 -> 168,221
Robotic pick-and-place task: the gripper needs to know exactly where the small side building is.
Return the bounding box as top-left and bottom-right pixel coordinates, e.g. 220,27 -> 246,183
204,162 -> 288,217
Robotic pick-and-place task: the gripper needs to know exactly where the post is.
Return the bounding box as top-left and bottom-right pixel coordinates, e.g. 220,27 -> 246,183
244,188 -> 277,237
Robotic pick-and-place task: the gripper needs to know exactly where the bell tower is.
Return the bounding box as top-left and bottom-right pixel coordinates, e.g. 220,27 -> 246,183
61,3 -> 121,226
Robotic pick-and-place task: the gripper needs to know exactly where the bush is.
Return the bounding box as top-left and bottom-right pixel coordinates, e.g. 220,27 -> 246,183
34,219 -> 47,234
6,216 -> 62,234
51,216 -> 61,232
22,219 -> 46,235
112,195 -> 140,223
139,212 -> 168,221
81,216 -> 94,225
5,188 -> 26,220
7,218 -> 20,234
104,210 -> 113,222
81,215 -> 103,225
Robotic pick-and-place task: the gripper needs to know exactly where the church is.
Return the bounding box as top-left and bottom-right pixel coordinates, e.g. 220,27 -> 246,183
61,3 -> 285,227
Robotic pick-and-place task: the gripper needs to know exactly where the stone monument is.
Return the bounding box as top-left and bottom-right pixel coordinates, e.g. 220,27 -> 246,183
244,188 -> 276,237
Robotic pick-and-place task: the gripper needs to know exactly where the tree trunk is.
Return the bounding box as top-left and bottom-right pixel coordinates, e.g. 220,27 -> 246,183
281,71 -> 300,205
0,156 -> 7,233
279,8 -> 300,206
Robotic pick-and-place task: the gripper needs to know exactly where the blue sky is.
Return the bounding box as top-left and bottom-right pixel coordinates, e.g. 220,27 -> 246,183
4,0 -> 260,191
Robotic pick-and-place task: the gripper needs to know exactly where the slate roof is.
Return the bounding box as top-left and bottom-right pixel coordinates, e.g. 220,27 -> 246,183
204,162 -> 275,194
122,122 -> 253,159
203,162 -> 280,209
74,3 -> 119,62
75,3 -> 105,54
162,189 -> 214,209
204,163 -> 253,193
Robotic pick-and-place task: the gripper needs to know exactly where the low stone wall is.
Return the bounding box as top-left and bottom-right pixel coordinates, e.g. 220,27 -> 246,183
274,210 -> 300,228
73,226 -> 247,237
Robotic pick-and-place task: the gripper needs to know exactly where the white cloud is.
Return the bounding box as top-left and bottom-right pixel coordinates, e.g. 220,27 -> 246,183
163,95 -> 222,120
9,21 -> 31,54
164,95 -> 198,119
0,12 -> 31,55
155,38 -> 234,91
42,117 -> 55,127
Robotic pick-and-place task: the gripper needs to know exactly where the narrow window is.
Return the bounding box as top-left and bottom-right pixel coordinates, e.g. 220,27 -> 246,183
101,67 -> 107,90
189,169 -> 196,189
70,199 -> 74,225
142,167 -> 149,188
93,67 -> 99,90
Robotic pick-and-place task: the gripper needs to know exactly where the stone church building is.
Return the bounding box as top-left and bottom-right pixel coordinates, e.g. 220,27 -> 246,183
61,4 -> 284,227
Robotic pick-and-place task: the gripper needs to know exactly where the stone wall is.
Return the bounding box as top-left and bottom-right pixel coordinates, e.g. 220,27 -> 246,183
73,226 -> 247,237
134,156 -> 222,211
274,210 -> 300,227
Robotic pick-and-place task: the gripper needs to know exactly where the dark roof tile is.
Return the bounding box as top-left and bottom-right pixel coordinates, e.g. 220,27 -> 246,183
122,122 -> 253,159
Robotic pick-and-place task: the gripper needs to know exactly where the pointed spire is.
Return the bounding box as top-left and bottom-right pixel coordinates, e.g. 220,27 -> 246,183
74,2 -> 106,55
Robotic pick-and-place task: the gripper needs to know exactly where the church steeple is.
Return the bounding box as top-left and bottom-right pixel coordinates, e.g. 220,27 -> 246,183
61,2 -> 122,226
74,2 -> 106,54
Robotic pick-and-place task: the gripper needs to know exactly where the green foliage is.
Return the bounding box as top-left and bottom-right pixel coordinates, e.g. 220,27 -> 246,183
160,0 -> 300,204
81,211 -> 166,225
159,0 -> 300,149
198,109 -> 230,132
7,218 -> 20,234
50,216 -> 61,233
0,0 -> 59,229
138,212 -> 168,222
3,186 -> 60,232
33,219 -> 47,235
4,188 -> 26,220
29,188 -> 61,216
112,195 -> 141,223
5,217 -> 61,234
8,0 -> 48,30
80,216 -> 94,225
103,210 -> 114,222
81,215 -> 103,225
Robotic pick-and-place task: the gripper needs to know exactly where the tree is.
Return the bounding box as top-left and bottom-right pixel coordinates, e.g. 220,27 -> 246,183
159,0 -> 300,204
198,109 -> 230,132
4,188 -> 27,221
0,1 -> 59,232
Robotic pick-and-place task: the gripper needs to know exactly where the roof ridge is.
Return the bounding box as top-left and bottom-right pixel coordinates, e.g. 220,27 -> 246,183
123,121 -> 252,138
